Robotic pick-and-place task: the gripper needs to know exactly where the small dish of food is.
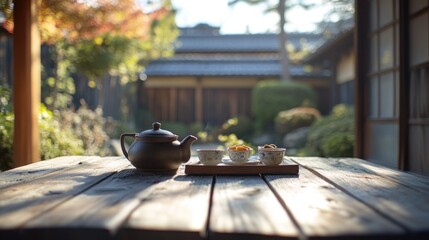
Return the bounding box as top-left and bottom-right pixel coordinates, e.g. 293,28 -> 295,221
258,144 -> 286,166
227,145 -> 253,163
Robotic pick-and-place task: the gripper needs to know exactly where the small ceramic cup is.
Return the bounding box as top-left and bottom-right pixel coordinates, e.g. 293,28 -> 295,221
258,148 -> 286,165
227,149 -> 252,163
197,149 -> 224,165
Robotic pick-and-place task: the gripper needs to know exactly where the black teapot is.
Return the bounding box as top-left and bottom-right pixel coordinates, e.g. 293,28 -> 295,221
120,122 -> 197,171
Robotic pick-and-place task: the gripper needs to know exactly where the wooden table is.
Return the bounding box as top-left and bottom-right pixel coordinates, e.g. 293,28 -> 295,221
1,156 -> 429,240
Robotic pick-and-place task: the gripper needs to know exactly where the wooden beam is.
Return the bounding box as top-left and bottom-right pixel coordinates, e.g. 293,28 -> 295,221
13,0 -> 41,167
195,78 -> 203,123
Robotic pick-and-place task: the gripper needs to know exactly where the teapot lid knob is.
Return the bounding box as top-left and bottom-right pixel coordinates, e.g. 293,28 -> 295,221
153,122 -> 161,130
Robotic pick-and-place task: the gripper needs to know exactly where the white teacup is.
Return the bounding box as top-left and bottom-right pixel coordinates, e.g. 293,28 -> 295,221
197,149 -> 224,165
258,148 -> 286,165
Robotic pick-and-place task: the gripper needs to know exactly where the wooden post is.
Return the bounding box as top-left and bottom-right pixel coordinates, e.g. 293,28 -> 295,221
195,78 -> 203,123
13,0 -> 41,167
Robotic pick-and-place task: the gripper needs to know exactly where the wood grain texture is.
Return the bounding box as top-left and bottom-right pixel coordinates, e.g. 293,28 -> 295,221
22,166 -> 168,240
337,158 -> 429,194
292,157 -> 429,234
118,167 -> 213,240
209,175 -> 299,240
12,0 -> 41,167
0,156 -> 97,189
265,166 -> 404,239
0,157 -> 129,230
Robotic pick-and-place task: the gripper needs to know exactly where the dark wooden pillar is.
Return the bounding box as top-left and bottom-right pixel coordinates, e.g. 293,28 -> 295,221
13,0 -> 41,167
195,78 -> 203,123
354,0 -> 367,158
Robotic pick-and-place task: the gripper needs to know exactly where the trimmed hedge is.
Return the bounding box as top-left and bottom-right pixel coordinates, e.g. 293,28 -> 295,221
300,104 -> 355,157
252,80 -> 315,132
275,107 -> 321,135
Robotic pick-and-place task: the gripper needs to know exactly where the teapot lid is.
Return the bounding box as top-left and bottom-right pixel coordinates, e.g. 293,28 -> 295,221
136,122 -> 178,142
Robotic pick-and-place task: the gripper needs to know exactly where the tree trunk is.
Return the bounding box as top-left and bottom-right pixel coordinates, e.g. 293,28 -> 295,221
278,0 -> 290,81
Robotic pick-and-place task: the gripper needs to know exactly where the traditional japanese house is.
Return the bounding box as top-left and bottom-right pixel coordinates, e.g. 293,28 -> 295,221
141,24 -> 330,126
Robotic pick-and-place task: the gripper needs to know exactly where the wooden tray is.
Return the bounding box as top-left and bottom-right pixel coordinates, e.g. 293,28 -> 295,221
184,158 -> 299,175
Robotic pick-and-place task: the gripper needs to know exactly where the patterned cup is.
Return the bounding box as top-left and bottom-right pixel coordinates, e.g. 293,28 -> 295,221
197,149 -> 224,165
227,149 -> 252,163
258,148 -> 286,165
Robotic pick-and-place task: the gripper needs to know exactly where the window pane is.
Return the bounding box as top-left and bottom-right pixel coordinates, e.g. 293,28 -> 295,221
410,12 -> 429,66
380,0 -> 394,27
395,71 -> 399,117
395,0 -> 399,20
409,0 -> 428,14
367,123 -> 398,168
370,36 -> 379,73
380,73 -> 394,118
370,77 -> 379,117
370,0 -> 378,31
380,27 -> 394,70
395,24 -> 399,67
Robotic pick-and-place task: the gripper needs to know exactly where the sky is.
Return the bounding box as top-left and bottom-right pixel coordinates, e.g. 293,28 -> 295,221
171,0 -> 331,34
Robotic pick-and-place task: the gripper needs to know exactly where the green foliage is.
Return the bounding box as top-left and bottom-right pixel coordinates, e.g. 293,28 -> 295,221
0,85 -> 86,170
0,84 -> 11,114
300,104 -> 355,157
160,122 -> 188,139
321,132 -> 354,157
0,85 -> 114,171
218,134 -> 255,153
0,112 -> 13,170
71,34 -> 142,82
275,107 -> 321,135
56,103 -> 112,156
189,122 -> 205,136
219,116 -> 253,141
40,105 -> 84,160
41,43 -> 76,110
252,80 -> 315,132
0,85 -> 13,170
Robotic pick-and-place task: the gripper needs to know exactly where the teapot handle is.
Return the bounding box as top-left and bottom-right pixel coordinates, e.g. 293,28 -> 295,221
120,133 -> 135,159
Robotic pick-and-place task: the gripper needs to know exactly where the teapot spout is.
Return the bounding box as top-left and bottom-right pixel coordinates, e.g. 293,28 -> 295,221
180,135 -> 198,163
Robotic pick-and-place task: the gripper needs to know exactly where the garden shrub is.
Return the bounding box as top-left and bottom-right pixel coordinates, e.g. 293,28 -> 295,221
252,80 -> 315,132
56,103 -> 112,156
0,85 -> 13,170
189,122 -> 204,136
220,116 -> 253,141
40,105 -> 85,160
301,104 -> 355,157
159,121 -> 188,139
275,107 -> 321,135
0,84 -> 114,171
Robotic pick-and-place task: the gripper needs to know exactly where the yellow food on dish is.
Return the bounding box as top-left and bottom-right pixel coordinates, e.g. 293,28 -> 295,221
228,145 -> 252,151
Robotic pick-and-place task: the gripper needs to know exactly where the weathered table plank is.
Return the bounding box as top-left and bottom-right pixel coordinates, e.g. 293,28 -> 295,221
265,166 -> 404,239
21,166 -> 170,240
333,158 -> 429,195
1,156 -> 429,240
0,156 -> 98,189
209,175 -> 299,240
0,157 -> 129,232
292,157 -> 429,235
118,165 -> 213,240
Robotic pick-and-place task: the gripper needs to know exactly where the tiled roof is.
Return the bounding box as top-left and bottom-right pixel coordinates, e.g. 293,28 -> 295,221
145,58 -> 327,78
146,58 -> 280,76
175,34 -> 280,53
145,25 -> 329,78
175,32 -> 324,53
